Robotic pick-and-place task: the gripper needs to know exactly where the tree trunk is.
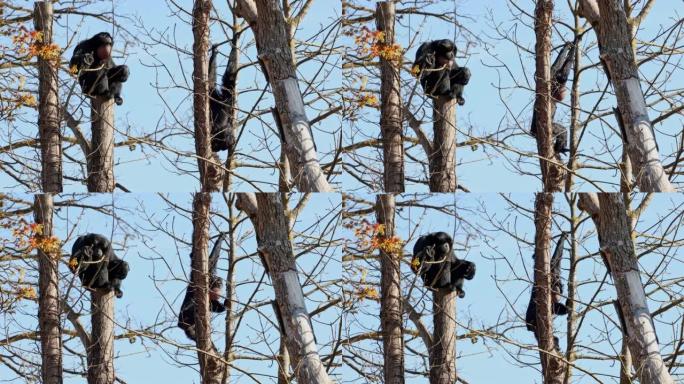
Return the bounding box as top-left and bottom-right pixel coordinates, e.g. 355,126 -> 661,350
532,0 -> 564,192
193,0 -> 222,192
87,290 -> 114,384
428,97 -> 457,192
85,49 -> 117,384
223,198 -> 237,383
375,194 -> 405,383
34,194 -> 63,384
86,98 -> 115,192
34,1 -> 62,193
429,288 -> 457,384
376,1 -> 404,193
578,193 -> 675,384
234,0 -> 332,192
533,193 -> 566,384
426,45 -> 459,384
235,193 -> 332,384
577,0 -> 674,192
191,192 -> 225,384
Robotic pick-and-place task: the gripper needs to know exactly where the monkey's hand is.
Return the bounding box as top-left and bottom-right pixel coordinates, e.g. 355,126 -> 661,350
83,53 -> 94,66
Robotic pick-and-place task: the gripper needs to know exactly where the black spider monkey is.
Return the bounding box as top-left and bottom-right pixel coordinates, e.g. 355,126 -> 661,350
411,232 -> 476,298
208,42 -> 238,153
413,39 -> 471,105
69,32 -> 129,106
530,42 -> 576,155
178,233 -> 227,341
526,232 -> 569,351
69,233 -> 129,298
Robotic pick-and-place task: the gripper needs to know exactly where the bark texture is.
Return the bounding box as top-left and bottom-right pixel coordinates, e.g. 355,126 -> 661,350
193,0 -> 222,192
85,46 -> 117,384
375,194 -> 405,383
236,193 -> 332,384
578,193 -> 675,384
234,0 -> 332,192
428,97 -> 457,192
532,0 -> 564,192
34,194 -> 63,384
425,35 -> 459,384
376,1 -> 404,193
34,1 -> 62,193
429,288 -> 457,384
191,192 -> 225,384
87,289 -> 114,384
86,98 -> 115,192
577,0 -> 674,192
533,193 -> 566,384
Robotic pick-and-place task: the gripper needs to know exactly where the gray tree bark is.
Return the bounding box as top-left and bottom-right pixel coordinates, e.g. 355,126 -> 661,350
34,194 -> 63,384
233,0 -> 333,192
235,193 -> 332,384
34,1 -> 62,193
577,0 -> 674,192
578,193 -> 675,384
376,1 -> 404,193
376,194 -> 405,383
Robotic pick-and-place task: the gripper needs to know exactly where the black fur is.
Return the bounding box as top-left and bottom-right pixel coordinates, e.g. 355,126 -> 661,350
69,32 -> 129,105
530,42 -> 575,155
412,232 -> 476,298
413,39 -> 471,105
178,233 -> 227,341
70,233 -> 129,298
208,44 -> 237,153
525,233 -> 569,351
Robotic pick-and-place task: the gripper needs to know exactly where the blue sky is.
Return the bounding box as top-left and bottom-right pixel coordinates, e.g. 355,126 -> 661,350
1,192 -> 682,382
1,0 -> 681,192
1,0 -> 683,382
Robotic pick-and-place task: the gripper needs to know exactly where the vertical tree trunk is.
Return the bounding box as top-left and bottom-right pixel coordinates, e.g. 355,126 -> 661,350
532,0 -> 564,192
191,192 -> 225,384
34,194 -> 63,384
86,98 -> 115,192
234,0 -> 332,192
426,39 -> 459,384
376,194 -> 405,383
235,193 -> 332,384
223,198 -> 237,383
193,0 -> 222,192
85,60 -> 116,384
427,100 -> 459,382
578,193 -> 675,384
428,97 -> 458,192
429,287 -> 457,384
34,1 -> 62,193
376,1 -> 404,193
87,290 -> 114,384
577,0 -> 674,192
533,193 -> 566,384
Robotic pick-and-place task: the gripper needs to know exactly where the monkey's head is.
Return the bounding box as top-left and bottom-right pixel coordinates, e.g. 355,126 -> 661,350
92,32 -> 113,60
433,39 -> 456,68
